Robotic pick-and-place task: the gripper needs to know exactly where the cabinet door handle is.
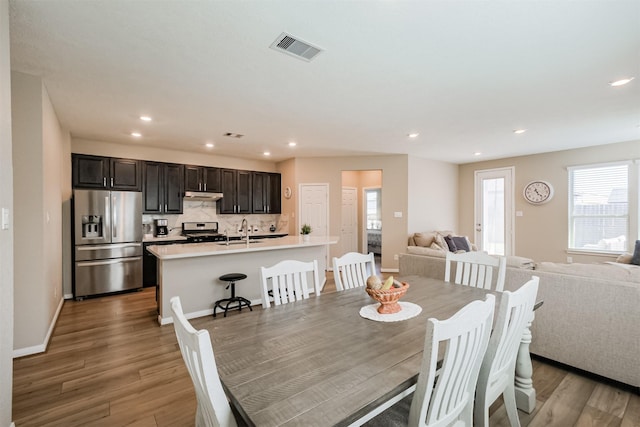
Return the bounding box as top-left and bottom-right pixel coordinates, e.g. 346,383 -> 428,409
111,177 -> 114,187
203,183 -> 207,191
199,183 -> 202,191
165,204 -> 168,212
103,177 -> 107,187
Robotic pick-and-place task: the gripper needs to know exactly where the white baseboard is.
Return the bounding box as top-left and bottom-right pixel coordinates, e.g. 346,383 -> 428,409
13,296 -> 64,358
380,267 -> 399,273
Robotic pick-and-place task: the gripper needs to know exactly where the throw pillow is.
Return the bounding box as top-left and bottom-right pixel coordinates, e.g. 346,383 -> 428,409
632,240 -> 640,266
414,232 -> 436,247
451,236 -> 471,252
443,235 -> 457,252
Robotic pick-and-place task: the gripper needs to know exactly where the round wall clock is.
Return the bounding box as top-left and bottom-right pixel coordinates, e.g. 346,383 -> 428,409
523,180 -> 554,204
284,186 -> 292,199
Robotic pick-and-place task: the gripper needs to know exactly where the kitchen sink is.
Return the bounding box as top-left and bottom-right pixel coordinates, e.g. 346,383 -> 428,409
217,240 -> 263,246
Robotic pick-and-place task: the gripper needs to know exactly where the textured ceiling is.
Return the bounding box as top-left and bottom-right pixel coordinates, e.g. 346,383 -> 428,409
9,0 -> 640,164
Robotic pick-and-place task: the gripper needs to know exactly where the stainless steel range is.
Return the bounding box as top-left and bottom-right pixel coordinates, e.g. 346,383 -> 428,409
181,222 -> 227,243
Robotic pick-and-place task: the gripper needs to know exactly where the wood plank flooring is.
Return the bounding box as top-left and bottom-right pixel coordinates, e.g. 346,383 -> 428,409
12,284 -> 639,426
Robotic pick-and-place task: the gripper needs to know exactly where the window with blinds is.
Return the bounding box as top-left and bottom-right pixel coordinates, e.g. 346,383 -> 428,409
568,162 -> 629,252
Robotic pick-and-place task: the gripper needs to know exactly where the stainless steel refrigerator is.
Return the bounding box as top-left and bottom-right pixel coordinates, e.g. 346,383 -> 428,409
73,189 -> 143,299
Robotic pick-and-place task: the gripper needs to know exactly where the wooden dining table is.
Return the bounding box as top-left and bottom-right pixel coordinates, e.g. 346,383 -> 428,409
206,275 -> 504,426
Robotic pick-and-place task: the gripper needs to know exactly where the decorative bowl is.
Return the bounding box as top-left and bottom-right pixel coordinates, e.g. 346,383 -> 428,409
365,282 -> 410,314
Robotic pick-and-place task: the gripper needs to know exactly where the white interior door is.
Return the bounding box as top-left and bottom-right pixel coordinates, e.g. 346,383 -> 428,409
341,187 -> 358,254
299,184 -> 329,236
299,183 -> 329,272
474,167 -> 514,256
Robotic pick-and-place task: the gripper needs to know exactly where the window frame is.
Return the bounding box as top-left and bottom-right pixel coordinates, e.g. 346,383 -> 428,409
567,161 -> 631,254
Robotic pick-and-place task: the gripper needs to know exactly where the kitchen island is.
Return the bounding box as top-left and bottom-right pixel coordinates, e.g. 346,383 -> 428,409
147,235 -> 339,325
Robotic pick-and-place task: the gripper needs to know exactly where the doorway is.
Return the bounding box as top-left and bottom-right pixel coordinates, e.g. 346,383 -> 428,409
340,170 -> 382,259
341,187 -> 358,254
474,167 -> 514,256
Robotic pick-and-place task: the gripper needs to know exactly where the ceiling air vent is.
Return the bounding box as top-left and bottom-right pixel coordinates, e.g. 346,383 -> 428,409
270,32 -> 323,62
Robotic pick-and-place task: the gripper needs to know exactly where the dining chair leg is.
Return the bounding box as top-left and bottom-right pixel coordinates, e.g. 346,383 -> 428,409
503,383 -> 522,427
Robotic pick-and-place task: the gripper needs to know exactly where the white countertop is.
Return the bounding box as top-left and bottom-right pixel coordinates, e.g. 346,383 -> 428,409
143,235 -> 188,243
147,235 -> 339,260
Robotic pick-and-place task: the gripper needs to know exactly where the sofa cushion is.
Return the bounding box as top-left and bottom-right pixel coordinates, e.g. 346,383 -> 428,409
536,261 -> 640,283
413,232 -> 437,248
406,246 -> 447,258
616,253 -> 633,264
632,240 -> 640,265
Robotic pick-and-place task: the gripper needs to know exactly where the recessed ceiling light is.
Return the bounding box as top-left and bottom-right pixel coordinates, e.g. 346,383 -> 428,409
139,115 -> 152,122
205,143 -> 214,149
474,152 -> 482,156
407,133 -> 420,138
513,129 -> 527,134
609,77 -> 635,87
263,151 -> 271,156
288,141 -> 297,147
131,132 -> 142,137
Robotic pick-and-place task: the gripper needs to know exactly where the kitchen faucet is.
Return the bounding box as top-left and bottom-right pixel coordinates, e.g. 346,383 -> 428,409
241,218 -> 249,243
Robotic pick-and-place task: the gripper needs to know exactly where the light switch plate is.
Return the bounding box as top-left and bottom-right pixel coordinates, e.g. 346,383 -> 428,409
394,211 -> 403,218
1,208 -> 9,230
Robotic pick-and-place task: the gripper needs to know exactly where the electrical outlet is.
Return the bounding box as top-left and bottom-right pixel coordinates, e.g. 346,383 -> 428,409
394,254 -> 399,261
567,256 -> 573,263
253,226 -> 259,232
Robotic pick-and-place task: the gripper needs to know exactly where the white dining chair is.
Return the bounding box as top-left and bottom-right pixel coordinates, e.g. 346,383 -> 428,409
474,276 -> 540,427
364,294 -> 495,427
169,296 -> 238,427
332,251 -> 376,291
444,251 -> 507,291
260,259 -> 320,308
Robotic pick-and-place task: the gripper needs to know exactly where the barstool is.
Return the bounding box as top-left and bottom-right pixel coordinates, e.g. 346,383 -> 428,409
213,273 -> 253,318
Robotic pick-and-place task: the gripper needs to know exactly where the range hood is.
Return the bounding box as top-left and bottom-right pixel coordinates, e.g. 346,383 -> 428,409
184,191 -> 224,201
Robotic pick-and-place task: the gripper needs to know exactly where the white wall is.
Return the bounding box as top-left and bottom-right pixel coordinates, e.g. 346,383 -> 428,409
0,1 -> 15,424
458,140 -> 640,263
11,71 -> 67,354
407,155 -> 458,234
282,155 -> 409,271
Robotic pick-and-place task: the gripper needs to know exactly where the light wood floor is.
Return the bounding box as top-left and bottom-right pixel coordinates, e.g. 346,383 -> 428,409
13,284 -> 640,426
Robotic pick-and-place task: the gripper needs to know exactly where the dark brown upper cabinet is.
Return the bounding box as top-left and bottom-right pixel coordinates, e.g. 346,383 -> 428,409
184,166 -> 221,193
72,154 -> 141,191
143,162 -> 184,214
252,172 -> 281,214
220,169 -> 252,214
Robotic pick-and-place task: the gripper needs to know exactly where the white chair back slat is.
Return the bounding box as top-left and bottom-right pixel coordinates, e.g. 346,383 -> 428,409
170,296 -> 238,427
260,259 -> 319,308
445,251 -> 507,292
474,276 -> 540,427
332,252 -> 376,291
408,294 -> 495,427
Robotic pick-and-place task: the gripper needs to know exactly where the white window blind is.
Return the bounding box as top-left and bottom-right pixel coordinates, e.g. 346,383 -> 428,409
568,163 -> 629,252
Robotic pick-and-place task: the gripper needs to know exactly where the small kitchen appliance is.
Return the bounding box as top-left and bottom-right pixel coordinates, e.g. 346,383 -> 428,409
154,219 -> 169,236
181,222 -> 226,243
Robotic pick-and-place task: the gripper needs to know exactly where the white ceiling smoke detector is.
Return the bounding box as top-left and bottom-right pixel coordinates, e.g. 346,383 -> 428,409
270,32 -> 323,62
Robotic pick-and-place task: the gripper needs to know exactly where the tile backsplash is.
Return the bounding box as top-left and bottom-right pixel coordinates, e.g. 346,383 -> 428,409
142,200 -> 288,236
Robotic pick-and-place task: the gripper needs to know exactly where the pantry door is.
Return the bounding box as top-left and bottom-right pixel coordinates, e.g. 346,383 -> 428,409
299,183 -> 330,269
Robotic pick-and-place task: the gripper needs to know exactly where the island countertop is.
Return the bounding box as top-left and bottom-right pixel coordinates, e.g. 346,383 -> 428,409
147,235 -> 339,260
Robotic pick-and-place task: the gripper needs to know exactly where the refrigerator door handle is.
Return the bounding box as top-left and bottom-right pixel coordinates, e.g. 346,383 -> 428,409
112,195 -> 117,239
76,257 -> 142,267
104,195 -> 111,242
76,243 -> 142,251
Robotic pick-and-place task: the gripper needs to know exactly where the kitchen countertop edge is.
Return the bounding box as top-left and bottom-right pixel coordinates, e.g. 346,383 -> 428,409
147,235 -> 339,260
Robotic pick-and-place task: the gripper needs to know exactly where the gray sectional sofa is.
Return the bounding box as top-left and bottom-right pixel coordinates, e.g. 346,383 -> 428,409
399,252 -> 640,389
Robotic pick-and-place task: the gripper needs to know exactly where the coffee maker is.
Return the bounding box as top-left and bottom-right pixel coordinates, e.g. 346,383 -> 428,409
154,219 -> 169,237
